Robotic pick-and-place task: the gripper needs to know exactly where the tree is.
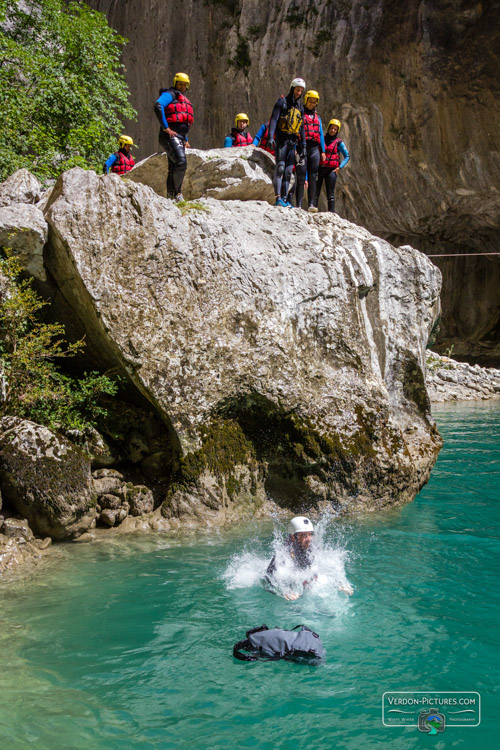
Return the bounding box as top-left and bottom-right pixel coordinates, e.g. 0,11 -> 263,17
0,0 -> 137,182
0,252 -> 118,433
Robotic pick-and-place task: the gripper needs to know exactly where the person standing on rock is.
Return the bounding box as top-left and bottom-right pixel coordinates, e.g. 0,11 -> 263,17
252,122 -> 275,156
224,113 -> 253,147
312,118 -> 350,214
267,77 -> 306,207
154,72 -> 194,202
294,90 -> 326,212
103,135 -> 136,174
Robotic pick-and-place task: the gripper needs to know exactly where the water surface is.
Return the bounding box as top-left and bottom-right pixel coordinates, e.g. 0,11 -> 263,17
1,402 -> 499,749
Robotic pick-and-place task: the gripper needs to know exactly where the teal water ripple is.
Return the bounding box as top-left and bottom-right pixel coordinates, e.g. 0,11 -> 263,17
0,402 -> 499,749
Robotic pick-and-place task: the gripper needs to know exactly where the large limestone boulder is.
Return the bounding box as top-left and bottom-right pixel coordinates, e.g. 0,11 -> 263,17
127,146 -> 275,202
0,417 -> 96,539
0,169 -> 43,207
0,204 -> 48,281
43,167 -> 442,516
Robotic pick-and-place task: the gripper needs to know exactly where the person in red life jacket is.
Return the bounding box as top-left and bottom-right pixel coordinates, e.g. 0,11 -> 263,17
252,123 -> 275,156
103,135 -> 136,174
312,118 -> 350,213
267,77 -> 306,207
294,90 -> 326,212
154,72 -> 194,201
224,113 -> 252,147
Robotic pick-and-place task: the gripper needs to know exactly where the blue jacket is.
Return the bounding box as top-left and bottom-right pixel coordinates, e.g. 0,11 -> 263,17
336,141 -> 350,169
154,89 -> 191,138
252,123 -> 268,146
104,152 -> 119,173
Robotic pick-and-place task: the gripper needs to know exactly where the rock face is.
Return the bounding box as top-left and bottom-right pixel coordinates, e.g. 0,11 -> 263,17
0,168 -> 43,207
0,417 -> 96,539
88,0 -> 500,364
43,166 -> 442,515
426,351 -> 500,402
91,469 -> 154,525
127,146 -> 275,202
0,203 -> 48,281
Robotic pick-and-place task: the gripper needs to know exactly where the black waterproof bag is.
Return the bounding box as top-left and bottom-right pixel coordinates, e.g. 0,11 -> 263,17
233,624 -> 325,664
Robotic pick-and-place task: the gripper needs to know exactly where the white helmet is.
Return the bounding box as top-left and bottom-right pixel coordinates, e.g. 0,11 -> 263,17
290,77 -> 306,90
289,516 -> 314,534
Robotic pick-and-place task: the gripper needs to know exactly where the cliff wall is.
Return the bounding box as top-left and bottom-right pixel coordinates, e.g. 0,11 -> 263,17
89,0 -> 500,363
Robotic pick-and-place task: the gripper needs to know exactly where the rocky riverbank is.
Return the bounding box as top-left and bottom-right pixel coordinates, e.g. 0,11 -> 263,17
427,351 -> 500,403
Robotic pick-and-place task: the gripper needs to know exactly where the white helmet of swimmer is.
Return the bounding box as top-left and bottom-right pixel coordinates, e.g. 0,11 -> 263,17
289,516 -> 314,534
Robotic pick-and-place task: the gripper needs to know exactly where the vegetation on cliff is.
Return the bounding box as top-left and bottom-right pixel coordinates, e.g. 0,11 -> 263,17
0,253 -> 118,433
0,0 -> 136,182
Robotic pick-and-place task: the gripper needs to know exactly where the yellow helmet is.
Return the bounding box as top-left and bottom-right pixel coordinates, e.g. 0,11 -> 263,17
118,135 -> 135,149
235,112 -> 250,127
305,90 -> 320,106
328,118 -> 342,132
173,72 -> 190,90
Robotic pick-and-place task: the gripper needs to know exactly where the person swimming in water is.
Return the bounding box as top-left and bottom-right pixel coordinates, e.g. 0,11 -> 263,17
265,516 -> 353,600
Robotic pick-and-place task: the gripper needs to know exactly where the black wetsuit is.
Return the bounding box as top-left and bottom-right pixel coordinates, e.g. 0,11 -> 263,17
295,141 -> 321,208
268,89 -> 306,200
316,132 -> 346,213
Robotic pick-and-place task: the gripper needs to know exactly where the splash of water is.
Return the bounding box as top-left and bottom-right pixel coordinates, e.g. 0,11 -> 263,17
222,512 -> 353,602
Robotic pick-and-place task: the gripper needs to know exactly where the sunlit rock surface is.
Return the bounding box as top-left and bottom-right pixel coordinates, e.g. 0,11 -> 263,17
0,204 -> 48,281
127,146 -> 275,202
0,417 -> 96,540
0,168 -> 43,207
42,166 -> 442,516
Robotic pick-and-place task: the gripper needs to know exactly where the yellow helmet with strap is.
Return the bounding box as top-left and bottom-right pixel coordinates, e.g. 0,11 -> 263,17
305,90 -> 320,106
118,135 -> 135,148
235,112 -> 250,126
173,72 -> 190,90
328,118 -> 342,132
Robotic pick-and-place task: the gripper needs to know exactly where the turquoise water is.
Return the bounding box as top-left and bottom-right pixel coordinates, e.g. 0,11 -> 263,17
1,402 -> 499,749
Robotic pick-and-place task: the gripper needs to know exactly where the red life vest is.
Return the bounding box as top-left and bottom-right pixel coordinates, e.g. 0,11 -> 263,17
323,138 -> 341,169
259,125 -> 275,155
164,91 -> 194,127
231,128 -> 253,147
303,112 -> 321,144
110,151 -> 135,174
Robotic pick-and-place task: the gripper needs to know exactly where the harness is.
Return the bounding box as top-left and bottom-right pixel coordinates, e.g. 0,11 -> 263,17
230,128 -> 252,147
323,138 -> 342,169
233,624 -> 325,663
277,96 -> 303,136
162,88 -> 194,127
110,151 -> 135,175
303,112 -> 321,144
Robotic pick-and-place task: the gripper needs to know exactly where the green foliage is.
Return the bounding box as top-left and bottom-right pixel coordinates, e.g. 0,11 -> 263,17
0,252 -> 118,432
311,29 -> 331,57
0,0 -> 137,182
228,35 -> 251,73
285,6 -> 306,28
175,200 -> 210,216
247,25 -> 262,39
205,0 -> 239,14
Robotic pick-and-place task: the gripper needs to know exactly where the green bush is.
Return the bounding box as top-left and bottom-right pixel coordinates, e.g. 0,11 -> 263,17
0,253 -> 118,432
0,0 -> 137,182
